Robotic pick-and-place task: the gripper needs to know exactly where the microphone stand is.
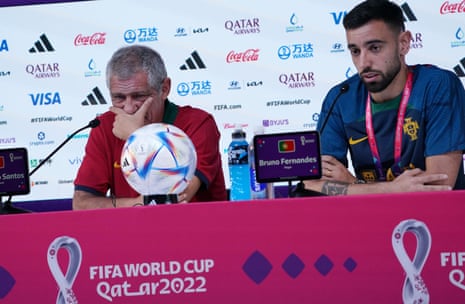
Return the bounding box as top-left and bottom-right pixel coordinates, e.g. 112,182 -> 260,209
285,83 -> 350,198
0,119 -> 100,215
29,120 -> 99,176
0,195 -> 32,214
289,180 -> 327,197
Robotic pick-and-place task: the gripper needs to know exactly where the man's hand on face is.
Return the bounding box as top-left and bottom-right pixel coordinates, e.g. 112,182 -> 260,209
110,97 -> 153,140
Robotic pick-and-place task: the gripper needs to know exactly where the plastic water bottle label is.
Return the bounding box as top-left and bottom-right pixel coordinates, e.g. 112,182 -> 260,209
250,167 -> 265,192
228,145 -> 248,165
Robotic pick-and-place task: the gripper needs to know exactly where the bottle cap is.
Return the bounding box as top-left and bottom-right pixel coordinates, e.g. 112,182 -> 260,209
232,129 -> 246,139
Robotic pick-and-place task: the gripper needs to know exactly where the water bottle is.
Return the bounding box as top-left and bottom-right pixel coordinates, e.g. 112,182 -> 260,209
228,127 -> 251,201
249,126 -> 268,199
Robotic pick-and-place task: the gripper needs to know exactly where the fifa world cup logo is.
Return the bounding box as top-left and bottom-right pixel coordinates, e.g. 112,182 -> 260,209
47,236 -> 82,304
392,219 -> 431,304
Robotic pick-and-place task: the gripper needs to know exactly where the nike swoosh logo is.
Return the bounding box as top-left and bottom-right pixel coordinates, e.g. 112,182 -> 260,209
349,136 -> 368,145
113,161 -> 121,169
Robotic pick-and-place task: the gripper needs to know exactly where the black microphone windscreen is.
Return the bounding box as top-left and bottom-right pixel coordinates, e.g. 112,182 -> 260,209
340,83 -> 349,93
89,118 -> 100,128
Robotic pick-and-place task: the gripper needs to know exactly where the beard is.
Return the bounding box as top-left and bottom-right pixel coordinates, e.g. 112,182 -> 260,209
361,61 -> 401,93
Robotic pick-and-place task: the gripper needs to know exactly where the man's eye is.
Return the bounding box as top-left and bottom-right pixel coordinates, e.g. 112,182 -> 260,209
134,95 -> 149,102
370,45 -> 381,52
112,96 -> 125,103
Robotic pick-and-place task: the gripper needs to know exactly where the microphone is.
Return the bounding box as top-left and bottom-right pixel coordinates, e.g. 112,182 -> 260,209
29,118 -> 100,177
290,83 -> 349,199
318,83 -> 349,135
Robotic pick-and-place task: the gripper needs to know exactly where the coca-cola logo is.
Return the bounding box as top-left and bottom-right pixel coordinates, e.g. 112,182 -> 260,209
74,32 -> 106,46
226,49 -> 260,63
440,1 -> 465,14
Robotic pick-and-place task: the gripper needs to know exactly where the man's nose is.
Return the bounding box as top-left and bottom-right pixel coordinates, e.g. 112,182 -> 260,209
358,50 -> 371,71
122,99 -> 139,114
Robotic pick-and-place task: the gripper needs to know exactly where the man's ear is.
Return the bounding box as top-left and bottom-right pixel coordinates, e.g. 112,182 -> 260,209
399,30 -> 411,56
161,77 -> 171,100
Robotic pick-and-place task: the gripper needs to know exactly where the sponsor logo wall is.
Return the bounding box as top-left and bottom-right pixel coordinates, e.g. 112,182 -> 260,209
0,0 -> 464,202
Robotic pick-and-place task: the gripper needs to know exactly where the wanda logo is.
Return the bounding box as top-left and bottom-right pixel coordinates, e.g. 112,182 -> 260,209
226,49 -> 259,63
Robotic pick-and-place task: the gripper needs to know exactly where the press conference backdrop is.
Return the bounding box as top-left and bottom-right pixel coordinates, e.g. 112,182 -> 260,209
1,0 -> 464,203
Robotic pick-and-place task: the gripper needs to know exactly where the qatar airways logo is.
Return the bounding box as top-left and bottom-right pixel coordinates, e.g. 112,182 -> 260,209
279,72 -> 316,89
74,32 -> 106,46
25,63 -> 60,79
226,49 -> 259,63
440,1 -> 465,14
224,18 -> 260,35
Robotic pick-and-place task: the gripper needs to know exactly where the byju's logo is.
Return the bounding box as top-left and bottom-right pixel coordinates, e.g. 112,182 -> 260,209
262,119 -> 289,127
29,92 -> 61,106
278,43 -> 314,60
0,39 -> 9,52
81,87 -> 107,106
29,34 -> 55,53
179,51 -> 206,70
453,57 -> 465,77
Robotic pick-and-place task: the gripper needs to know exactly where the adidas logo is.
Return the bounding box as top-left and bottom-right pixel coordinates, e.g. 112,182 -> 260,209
180,50 -> 206,70
81,87 -> 107,106
29,34 -> 55,53
400,2 -> 417,22
453,57 -> 465,77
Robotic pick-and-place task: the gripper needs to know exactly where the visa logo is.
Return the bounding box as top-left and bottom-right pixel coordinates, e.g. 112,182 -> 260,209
29,92 -> 61,105
0,40 -> 8,52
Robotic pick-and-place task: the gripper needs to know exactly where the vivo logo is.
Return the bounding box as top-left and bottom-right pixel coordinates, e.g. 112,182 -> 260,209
330,11 -> 347,25
29,92 -> 61,105
68,157 -> 83,165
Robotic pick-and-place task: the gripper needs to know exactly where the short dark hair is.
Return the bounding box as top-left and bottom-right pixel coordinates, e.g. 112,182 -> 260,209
343,0 -> 405,33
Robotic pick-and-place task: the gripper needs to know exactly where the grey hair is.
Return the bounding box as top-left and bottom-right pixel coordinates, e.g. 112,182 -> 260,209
106,45 -> 167,91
